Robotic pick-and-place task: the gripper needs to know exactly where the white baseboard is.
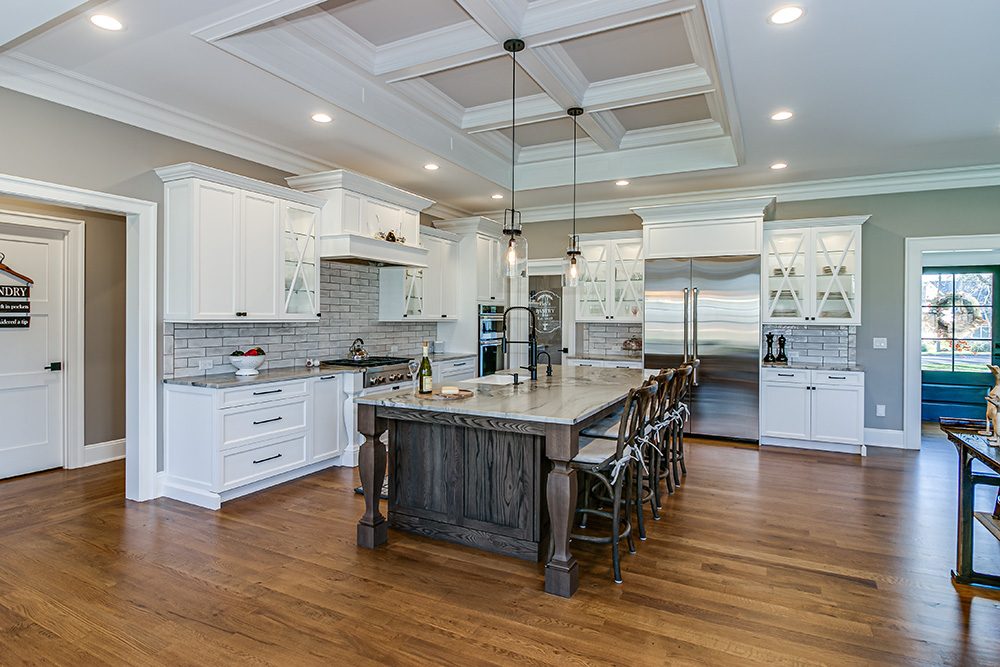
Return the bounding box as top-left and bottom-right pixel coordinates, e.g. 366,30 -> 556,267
864,428 -> 908,449
83,438 -> 125,466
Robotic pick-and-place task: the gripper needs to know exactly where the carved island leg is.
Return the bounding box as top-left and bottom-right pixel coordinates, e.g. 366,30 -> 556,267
545,423 -> 579,597
357,404 -> 387,549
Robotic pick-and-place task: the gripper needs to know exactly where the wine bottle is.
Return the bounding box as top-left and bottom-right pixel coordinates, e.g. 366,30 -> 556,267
418,340 -> 433,394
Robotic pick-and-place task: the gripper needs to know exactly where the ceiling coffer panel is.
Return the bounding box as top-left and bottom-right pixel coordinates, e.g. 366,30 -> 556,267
614,95 -> 713,132
322,0 -> 472,46
422,57 -> 545,108
559,15 -> 694,82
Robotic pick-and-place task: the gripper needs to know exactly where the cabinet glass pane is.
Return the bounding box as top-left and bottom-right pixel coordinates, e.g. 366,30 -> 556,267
577,243 -> 610,320
404,268 -> 423,317
283,206 -> 317,316
765,231 -> 808,319
814,228 -> 859,321
610,240 -> 644,320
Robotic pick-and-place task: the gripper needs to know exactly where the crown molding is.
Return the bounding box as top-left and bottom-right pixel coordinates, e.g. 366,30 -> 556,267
192,0 -> 327,41
619,119 -> 723,150
0,53 -> 333,175
633,196 -> 775,224
434,216 -> 503,237
500,164 -> 1000,223
286,169 -> 434,211
764,215 -> 871,230
425,202 -> 474,221
375,20 -> 496,78
462,93 -> 564,132
157,162 -> 327,207
583,64 -> 713,111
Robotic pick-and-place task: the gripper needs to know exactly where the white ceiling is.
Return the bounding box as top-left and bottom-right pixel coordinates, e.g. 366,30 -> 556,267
1,0 -> 999,218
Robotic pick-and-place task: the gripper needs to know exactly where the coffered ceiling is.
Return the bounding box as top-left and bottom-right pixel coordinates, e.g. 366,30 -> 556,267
196,0 -> 739,192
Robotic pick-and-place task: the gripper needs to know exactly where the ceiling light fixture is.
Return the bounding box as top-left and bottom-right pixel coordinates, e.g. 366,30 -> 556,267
769,6 -> 803,24
563,107 -> 584,288
424,163 -> 439,171
770,110 -> 794,121
770,162 -> 788,170
615,180 -> 630,186
492,194 -> 504,200
90,15 -> 123,31
500,38 -> 527,279
311,113 -> 332,123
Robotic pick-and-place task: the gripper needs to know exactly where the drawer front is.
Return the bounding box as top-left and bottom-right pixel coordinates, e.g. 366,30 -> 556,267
441,358 -> 475,373
221,435 -> 307,489
763,368 -> 809,384
606,360 -> 643,369
222,398 -> 308,449
220,380 -> 308,408
567,359 -> 604,368
811,370 -> 863,386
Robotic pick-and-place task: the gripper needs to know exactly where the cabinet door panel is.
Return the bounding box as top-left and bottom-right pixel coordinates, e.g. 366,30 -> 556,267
241,192 -> 280,319
439,239 -> 457,318
811,385 -> 863,444
813,226 -> 861,324
312,375 -> 344,461
422,236 -> 442,319
476,236 -> 492,302
609,239 -> 644,320
577,242 -> 610,321
490,237 -> 506,302
761,383 -> 810,439
194,182 -> 240,319
763,229 -> 810,323
282,203 -> 320,319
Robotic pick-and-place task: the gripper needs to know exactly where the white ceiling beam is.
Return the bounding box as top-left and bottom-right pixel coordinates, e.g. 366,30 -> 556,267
521,0 -> 695,43
376,21 -> 501,81
192,0 -> 328,42
462,94 -> 563,133
582,65 -> 713,110
577,111 -> 625,152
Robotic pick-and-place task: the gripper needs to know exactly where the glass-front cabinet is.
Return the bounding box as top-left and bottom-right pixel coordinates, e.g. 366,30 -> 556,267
576,235 -> 644,322
763,217 -> 865,325
281,201 -> 321,320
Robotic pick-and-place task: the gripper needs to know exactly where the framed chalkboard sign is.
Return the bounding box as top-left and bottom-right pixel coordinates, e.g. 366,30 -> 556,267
0,252 -> 32,329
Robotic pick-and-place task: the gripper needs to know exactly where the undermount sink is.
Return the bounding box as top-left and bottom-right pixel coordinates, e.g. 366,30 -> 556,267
461,374 -> 515,386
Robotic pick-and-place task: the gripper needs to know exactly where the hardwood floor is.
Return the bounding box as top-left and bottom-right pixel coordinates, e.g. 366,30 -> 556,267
2,436 -> 999,665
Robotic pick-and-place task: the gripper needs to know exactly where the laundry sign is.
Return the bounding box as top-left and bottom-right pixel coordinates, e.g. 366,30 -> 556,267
0,252 -> 32,329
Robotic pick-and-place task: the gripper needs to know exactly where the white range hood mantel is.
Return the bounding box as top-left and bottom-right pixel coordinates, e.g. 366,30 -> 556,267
287,169 -> 434,267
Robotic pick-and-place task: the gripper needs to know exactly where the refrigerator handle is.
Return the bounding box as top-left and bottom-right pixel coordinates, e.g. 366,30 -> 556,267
682,287 -> 690,362
692,286 -> 699,386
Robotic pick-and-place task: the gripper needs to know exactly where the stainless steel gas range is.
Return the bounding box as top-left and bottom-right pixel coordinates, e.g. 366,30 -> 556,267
321,356 -> 413,396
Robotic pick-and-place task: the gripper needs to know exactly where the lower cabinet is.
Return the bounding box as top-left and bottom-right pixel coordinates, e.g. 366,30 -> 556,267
433,356 -> 477,384
761,368 -> 865,454
565,357 -> 644,369
163,373 -> 356,509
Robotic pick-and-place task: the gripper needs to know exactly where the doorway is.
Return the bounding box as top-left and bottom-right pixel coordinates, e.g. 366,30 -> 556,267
529,275 -> 564,365
0,222 -> 65,478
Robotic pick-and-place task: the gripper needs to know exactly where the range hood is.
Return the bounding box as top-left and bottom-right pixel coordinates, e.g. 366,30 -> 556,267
287,169 -> 434,268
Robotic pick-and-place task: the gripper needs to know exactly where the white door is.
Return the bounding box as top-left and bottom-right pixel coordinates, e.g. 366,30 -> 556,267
0,227 -> 64,479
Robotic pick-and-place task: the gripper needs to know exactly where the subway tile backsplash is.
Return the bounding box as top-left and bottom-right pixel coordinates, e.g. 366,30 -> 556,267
162,261 -> 438,378
580,322 -> 643,357
762,324 -> 857,366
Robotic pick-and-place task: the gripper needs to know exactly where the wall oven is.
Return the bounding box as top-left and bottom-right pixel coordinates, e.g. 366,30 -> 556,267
479,341 -> 501,377
478,304 -> 504,376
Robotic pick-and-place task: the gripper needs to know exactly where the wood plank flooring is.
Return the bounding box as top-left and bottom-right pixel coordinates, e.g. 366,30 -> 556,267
2,433 -> 999,665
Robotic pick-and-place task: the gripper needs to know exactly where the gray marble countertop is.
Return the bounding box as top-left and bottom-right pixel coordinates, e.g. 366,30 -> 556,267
356,365 -> 642,425
164,365 -> 361,389
565,353 -> 643,362
762,362 -> 864,372
422,352 -> 477,362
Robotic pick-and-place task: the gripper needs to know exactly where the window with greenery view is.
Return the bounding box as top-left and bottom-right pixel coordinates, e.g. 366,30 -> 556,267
921,270 -> 994,372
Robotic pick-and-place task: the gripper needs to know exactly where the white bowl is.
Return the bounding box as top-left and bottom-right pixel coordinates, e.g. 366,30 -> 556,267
230,355 -> 265,376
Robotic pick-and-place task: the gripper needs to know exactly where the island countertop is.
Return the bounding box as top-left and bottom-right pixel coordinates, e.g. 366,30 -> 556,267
355,365 -> 643,425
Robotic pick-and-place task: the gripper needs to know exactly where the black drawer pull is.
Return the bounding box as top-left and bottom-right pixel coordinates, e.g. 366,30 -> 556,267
253,416 -> 283,425
253,389 -> 282,396
320,375 -> 338,380
828,375 -> 846,380
453,362 -> 467,367
777,373 -> 794,377
252,453 -> 282,465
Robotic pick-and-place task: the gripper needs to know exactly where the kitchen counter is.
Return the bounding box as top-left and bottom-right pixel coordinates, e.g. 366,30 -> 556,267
423,352 -> 477,362
356,365 -> 640,425
762,362 -> 863,372
163,365 -> 361,389
565,353 -> 642,362
355,364 -> 641,598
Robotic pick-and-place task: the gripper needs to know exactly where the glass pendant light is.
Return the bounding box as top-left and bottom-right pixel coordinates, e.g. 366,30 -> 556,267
563,107 -> 583,287
500,38 -> 527,279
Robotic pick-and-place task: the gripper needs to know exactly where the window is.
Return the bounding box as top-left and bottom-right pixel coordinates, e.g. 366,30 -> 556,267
921,270 -> 994,372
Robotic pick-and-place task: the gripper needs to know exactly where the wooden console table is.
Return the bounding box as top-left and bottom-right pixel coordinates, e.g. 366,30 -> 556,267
942,425 -> 1000,589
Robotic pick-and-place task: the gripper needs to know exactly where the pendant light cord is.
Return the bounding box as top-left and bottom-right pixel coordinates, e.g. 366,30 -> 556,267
572,115 -> 577,240
510,48 -> 516,216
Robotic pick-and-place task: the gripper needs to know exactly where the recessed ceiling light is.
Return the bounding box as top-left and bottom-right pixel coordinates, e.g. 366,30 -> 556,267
615,180 -> 630,186
770,162 -> 788,170
769,6 -> 803,24
424,163 -> 439,171
770,110 -> 794,121
90,15 -> 123,31
311,113 -> 332,123
491,194 -> 504,200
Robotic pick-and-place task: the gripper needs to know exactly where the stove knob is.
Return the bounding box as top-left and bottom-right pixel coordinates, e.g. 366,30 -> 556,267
372,376 -> 386,385
406,372 -> 415,379
391,373 -> 403,382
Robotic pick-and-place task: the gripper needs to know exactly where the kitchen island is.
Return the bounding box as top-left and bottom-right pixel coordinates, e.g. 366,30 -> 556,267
354,365 -> 643,597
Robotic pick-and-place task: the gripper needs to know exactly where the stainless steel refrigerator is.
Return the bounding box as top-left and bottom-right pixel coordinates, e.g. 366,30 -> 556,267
644,256 -> 760,441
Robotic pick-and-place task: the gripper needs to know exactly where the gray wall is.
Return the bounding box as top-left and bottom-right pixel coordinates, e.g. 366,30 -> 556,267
522,187 -> 1000,432
0,196 -> 126,445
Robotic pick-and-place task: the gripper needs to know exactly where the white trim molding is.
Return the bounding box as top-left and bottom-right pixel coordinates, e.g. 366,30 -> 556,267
155,163 -> 327,208
0,173 -> 159,502
864,428 -> 906,450
904,232 -> 1000,451
84,439 -> 126,466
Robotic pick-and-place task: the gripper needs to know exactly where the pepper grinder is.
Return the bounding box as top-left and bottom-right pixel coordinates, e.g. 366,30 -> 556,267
763,332 -> 776,363
775,334 -> 788,364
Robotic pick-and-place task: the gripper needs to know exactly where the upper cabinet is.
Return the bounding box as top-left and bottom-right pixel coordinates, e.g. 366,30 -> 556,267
634,197 -> 775,259
475,234 -> 506,303
763,216 -> 868,325
379,227 -> 459,321
157,164 -> 325,323
576,234 -> 644,322
286,170 -> 432,268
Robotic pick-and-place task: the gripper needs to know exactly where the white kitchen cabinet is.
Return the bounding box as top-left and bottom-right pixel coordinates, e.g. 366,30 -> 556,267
475,234 -> 506,303
634,197 -> 775,259
565,357 -> 643,369
163,372 -> 356,509
763,216 -> 868,325
158,164 -> 326,323
433,356 -> 477,384
576,234 -> 644,322
761,368 -> 865,453
378,228 -> 459,321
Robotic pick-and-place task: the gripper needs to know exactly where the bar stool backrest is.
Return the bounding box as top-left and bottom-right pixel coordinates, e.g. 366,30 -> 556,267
615,382 -> 658,460
650,369 -> 675,425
